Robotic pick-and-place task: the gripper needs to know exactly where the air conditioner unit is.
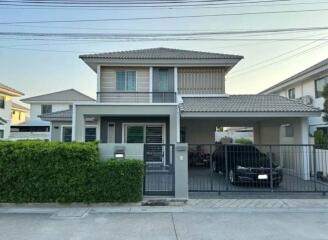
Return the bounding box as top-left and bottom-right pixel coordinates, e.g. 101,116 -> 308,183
300,95 -> 313,106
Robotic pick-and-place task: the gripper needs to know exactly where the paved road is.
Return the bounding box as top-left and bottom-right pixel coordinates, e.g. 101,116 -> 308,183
0,210 -> 327,240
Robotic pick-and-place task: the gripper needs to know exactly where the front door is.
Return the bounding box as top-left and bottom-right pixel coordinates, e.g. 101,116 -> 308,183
145,126 -> 165,163
107,123 -> 115,143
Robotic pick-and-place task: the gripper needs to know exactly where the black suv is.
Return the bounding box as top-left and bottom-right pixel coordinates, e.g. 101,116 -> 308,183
212,145 -> 283,186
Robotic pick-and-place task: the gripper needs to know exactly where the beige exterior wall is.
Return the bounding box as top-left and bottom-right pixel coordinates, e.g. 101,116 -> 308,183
11,108 -> 29,125
99,66 -> 150,102
0,94 -> 12,139
178,67 -> 225,94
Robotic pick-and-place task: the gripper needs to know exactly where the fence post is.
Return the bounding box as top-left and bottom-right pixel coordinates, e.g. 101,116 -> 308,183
269,145 -> 273,192
225,145 -> 229,191
210,144 -> 213,192
313,145 -> 317,192
143,144 -> 146,195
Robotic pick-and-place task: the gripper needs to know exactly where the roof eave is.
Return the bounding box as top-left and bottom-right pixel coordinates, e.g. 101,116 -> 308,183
0,89 -> 24,97
181,111 -> 321,118
80,57 -> 243,72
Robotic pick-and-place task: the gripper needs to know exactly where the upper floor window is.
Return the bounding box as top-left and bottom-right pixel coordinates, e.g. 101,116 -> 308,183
0,96 -> 5,109
159,69 -> 169,92
41,104 -> 52,114
315,76 -> 328,98
288,88 -> 295,99
116,71 -> 136,91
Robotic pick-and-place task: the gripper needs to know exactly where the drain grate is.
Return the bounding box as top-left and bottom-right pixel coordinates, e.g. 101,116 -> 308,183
50,208 -> 89,219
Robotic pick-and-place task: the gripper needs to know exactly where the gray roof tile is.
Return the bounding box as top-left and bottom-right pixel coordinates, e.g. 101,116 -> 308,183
181,95 -> 320,113
22,89 -> 95,102
39,109 -> 72,121
80,47 -> 243,60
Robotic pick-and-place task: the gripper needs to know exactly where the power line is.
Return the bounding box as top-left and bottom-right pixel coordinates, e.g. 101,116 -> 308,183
1,7 -> 328,24
0,26 -> 328,41
3,0 -> 328,10
0,0 -> 292,8
228,37 -> 328,78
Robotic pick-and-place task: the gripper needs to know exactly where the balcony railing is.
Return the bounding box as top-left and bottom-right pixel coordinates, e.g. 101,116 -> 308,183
97,92 -> 176,103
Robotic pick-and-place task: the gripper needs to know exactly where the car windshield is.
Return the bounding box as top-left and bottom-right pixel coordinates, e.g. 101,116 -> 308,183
227,145 -> 274,168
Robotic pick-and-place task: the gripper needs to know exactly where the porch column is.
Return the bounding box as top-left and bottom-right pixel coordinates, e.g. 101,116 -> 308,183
73,105 -> 85,142
294,117 -> 310,180
253,122 -> 261,144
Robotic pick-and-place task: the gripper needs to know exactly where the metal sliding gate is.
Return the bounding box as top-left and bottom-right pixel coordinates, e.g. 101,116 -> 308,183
188,144 -> 328,194
143,144 -> 175,196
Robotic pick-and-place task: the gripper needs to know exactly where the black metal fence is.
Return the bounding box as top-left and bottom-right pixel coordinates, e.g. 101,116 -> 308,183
188,144 -> 328,194
143,144 -> 175,195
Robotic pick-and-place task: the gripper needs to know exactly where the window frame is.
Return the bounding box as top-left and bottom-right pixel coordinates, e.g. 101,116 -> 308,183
61,125 -> 72,142
0,96 -> 5,109
158,68 -> 170,92
122,123 -> 166,144
0,129 -> 4,139
41,104 -> 52,114
84,125 -> 98,142
287,88 -> 295,99
115,70 -> 137,92
315,76 -> 328,98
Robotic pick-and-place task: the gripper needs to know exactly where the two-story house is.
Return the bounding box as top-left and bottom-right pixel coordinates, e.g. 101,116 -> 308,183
0,83 -> 24,139
40,48 -> 322,198
40,48 -> 319,148
15,89 -> 95,139
259,58 -> 328,135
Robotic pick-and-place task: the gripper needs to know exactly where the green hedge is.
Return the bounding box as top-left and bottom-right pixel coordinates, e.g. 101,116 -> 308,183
0,141 -> 144,203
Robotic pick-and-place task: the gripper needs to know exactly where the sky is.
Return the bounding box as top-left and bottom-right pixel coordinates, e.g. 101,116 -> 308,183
1,0 -> 328,104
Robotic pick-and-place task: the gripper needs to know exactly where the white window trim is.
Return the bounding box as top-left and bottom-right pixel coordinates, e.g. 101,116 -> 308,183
115,70 -> 138,92
122,122 -> 166,144
60,125 -> 72,142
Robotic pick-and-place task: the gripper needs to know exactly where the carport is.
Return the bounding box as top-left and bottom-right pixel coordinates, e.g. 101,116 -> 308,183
179,95 -> 328,193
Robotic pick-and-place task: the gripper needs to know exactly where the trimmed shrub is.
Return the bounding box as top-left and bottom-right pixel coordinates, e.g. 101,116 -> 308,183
0,141 -> 143,203
89,160 -> 144,202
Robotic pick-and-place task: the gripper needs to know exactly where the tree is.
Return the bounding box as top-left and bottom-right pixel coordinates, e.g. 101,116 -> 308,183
322,84 -> 328,122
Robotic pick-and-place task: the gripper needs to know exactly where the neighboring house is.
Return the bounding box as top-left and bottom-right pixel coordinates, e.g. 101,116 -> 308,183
11,102 -> 29,125
215,127 -> 253,143
12,89 -> 95,140
0,83 -> 24,139
259,58 -> 328,135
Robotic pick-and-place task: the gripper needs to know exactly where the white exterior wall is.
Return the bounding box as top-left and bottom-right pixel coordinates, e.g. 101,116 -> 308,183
0,94 -> 12,139
29,103 -> 72,124
277,78 -> 326,133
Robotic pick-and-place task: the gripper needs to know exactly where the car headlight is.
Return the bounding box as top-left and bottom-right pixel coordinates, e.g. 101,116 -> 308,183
236,165 -> 249,171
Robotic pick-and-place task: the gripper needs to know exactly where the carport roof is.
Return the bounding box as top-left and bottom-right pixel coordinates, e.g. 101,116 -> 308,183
180,95 -> 320,116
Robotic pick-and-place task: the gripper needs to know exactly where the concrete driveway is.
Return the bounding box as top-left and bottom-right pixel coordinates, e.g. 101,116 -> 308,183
0,210 -> 327,240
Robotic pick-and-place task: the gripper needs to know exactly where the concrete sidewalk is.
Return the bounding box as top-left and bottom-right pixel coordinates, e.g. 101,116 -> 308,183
1,198 -> 328,215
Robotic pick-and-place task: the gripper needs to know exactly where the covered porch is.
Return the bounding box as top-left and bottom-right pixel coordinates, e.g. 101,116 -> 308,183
180,95 -> 325,194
